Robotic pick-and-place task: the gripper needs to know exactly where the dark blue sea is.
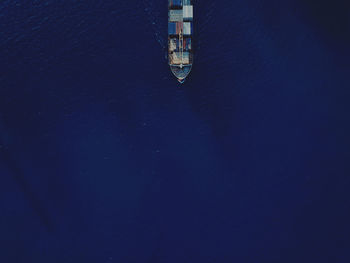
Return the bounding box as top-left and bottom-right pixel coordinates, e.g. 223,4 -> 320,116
1,1 -> 350,262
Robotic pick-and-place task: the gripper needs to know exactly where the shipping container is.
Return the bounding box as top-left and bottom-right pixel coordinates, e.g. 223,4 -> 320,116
182,52 -> 190,64
168,22 -> 176,35
176,22 -> 183,34
184,38 -> 191,51
183,5 -> 193,20
183,22 -> 191,35
169,0 -> 182,8
169,10 -> 183,22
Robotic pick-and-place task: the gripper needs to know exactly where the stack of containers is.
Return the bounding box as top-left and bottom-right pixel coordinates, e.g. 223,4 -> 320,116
182,1 -> 193,35
183,5 -> 193,20
183,38 -> 191,51
168,22 -> 184,35
169,9 -> 183,22
183,22 -> 191,35
169,0 -> 182,8
168,22 -> 176,35
176,22 -> 183,34
168,0 -> 193,67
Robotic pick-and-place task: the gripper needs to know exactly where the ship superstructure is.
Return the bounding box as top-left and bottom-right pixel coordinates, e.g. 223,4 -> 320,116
168,0 -> 193,83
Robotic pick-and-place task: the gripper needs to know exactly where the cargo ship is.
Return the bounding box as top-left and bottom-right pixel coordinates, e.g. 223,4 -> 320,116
168,0 -> 193,83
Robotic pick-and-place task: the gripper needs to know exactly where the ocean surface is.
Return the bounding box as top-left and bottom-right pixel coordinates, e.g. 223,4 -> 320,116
0,1 -> 350,262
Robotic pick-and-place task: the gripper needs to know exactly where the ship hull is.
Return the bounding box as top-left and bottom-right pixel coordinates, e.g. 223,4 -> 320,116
168,0 -> 193,83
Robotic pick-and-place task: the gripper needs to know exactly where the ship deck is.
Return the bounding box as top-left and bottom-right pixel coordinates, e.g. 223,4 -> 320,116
168,0 -> 193,82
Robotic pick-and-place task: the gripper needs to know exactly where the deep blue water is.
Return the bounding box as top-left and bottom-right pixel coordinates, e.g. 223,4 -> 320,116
1,1 -> 350,262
